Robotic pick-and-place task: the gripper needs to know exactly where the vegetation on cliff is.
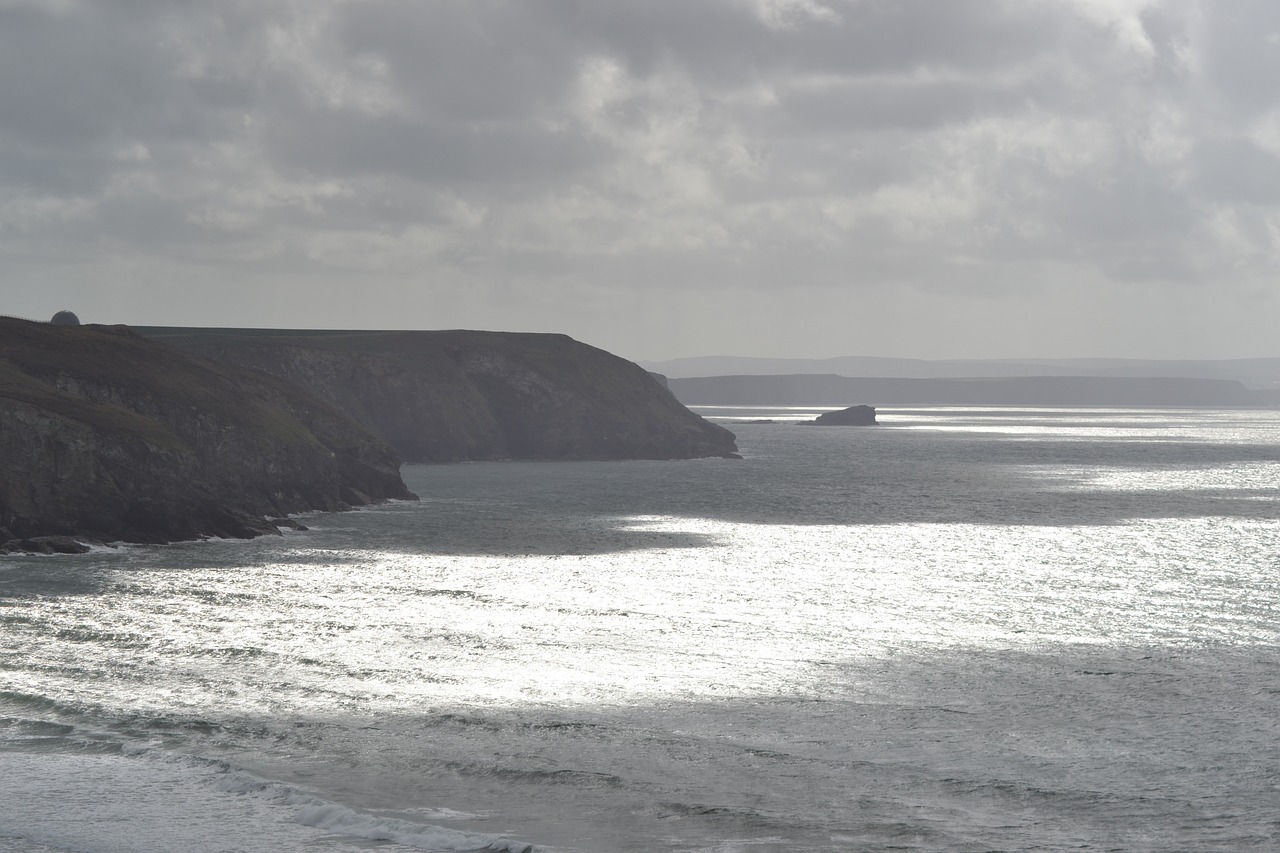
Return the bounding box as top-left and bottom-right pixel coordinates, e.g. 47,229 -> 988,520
1,318 -> 415,546
142,328 -> 740,462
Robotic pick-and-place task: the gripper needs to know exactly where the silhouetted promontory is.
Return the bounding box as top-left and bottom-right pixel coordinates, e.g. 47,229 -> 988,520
2,320 -> 738,550
141,328 -> 739,463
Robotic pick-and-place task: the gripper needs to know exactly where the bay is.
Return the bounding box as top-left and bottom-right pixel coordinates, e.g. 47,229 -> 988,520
2,406 -> 1278,852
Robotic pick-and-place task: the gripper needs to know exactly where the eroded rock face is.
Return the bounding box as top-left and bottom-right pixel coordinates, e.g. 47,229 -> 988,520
0,318 -> 416,546
810,405 -> 877,426
0,536 -> 92,555
149,329 -> 740,462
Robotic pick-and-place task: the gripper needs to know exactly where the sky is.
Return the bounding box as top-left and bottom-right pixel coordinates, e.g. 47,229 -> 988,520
3,0 -> 1280,362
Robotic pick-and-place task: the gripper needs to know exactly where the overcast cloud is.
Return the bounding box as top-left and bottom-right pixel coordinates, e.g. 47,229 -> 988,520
3,0 -> 1280,360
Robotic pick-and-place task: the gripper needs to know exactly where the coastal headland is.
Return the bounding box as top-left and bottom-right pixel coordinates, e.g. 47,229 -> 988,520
140,326 -> 739,463
1,319 -> 738,548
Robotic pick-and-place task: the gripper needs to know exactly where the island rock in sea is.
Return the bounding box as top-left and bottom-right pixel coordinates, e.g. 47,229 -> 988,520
0,317 -> 416,547
809,404 -> 877,426
142,328 -> 740,462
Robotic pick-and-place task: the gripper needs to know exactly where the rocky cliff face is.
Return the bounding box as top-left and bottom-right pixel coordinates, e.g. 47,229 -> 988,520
1,318 -> 415,546
146,329 -> 739,462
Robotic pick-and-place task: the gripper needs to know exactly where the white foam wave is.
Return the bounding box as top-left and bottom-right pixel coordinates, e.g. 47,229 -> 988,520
213,766 -> 535,852
0,740 -> 538,853
298,802 -> 533,852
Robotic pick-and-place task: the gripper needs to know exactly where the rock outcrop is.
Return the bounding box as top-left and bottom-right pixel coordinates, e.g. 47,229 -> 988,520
144,329 -> 740,462
1,318 -> 416,546
808,405 -> 877,426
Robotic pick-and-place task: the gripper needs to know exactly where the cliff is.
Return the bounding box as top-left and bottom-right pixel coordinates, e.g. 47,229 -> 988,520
0,318 -> 415,547
141,328 -> 739,462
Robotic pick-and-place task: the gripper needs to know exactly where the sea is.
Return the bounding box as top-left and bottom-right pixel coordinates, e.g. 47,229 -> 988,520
1,405 -> 1278,853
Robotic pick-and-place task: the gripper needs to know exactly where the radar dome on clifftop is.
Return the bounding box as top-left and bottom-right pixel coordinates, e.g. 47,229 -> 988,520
50,310 -> 80,326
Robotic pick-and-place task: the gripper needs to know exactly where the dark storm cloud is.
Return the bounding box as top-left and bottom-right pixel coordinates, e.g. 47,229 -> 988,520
0,2 -> 263,146
3,0 -> 1280,358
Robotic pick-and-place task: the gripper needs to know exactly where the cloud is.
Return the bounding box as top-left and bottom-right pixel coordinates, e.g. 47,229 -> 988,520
2,0 -> 1280,358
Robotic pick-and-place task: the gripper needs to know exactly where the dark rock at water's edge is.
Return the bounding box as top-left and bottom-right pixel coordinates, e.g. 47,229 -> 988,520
0,317 -> 416,547
0,535 -> 95,555
805,405 -> 878,426
140,328 -> 740,462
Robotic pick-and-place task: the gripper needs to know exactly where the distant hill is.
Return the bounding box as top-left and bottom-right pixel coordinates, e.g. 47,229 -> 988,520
667,374 -> 1265,407
643,355 -> 1280,390
140,327 -> 739,462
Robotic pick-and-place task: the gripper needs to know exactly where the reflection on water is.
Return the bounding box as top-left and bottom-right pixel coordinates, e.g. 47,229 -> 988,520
2,407 -> 1279,852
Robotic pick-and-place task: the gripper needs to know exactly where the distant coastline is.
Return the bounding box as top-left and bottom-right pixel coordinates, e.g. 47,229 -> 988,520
667,374 -> 1270,408
642,354 -> 1280,392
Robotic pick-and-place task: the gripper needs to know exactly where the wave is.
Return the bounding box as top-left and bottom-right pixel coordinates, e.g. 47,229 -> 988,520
214,767 -> 536,852
1,694 -> 540,852
1,737 -> 539,853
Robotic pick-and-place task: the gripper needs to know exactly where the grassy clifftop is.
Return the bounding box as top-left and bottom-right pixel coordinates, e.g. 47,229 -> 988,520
142,327 -> 740,462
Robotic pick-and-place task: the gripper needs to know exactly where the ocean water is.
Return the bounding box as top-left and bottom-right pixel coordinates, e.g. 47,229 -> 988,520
2,406 -> 1278,852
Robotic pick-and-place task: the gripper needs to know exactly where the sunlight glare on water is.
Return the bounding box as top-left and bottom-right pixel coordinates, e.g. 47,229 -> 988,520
3,406 -> 1279,853
7,514 -> 1276,719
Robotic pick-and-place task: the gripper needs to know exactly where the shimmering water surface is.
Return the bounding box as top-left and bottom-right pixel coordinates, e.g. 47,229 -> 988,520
2,407 -> 1278,852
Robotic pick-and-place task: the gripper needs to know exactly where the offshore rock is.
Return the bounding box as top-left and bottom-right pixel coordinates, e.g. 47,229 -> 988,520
809,405 -> 878,426
0,317 -> 416,546
145,329 -> 740,462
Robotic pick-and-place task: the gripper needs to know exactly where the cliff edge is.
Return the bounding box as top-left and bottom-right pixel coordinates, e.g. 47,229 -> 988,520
143,328 -> 740,462
1,318 -> 415,546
